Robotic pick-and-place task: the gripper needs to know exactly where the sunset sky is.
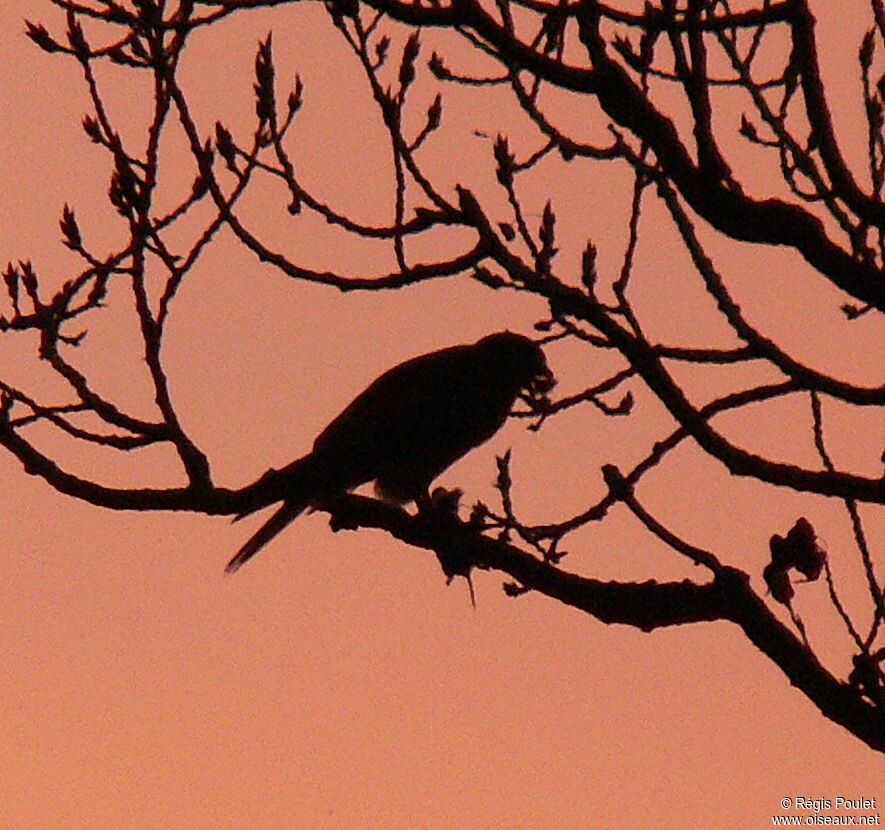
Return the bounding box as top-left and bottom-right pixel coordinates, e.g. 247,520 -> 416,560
0,1 -> 882,827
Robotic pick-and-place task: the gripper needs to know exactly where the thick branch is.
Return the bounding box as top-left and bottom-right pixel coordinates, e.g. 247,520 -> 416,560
321,494 -> 885,753
363,0 -> 884,307
4,397 -> 882,750
0,423 -> 237,513
791,1 -> 885,229
456,187 -> 885,503
573,1 -> 885,311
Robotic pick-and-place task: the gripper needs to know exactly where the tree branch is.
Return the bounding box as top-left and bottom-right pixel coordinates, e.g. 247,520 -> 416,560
319,493 -> 885,753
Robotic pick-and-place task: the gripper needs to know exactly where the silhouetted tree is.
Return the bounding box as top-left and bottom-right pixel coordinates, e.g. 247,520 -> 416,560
7,0 -> 884,750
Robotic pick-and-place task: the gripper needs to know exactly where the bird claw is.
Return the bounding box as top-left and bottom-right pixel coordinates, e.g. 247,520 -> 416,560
428,486 -> 463,515
327,497 -> 362,532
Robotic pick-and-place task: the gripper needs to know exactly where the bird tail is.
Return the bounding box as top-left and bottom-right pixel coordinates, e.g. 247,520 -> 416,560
226,453 -> 323,573
225,499 -> 309,573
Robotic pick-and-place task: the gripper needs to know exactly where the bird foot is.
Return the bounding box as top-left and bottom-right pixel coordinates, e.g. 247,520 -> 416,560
426,486 -> 463,515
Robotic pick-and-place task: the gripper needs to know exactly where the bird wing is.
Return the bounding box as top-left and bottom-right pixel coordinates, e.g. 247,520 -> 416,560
309,342 -> 520,499
312,344 -> 487,456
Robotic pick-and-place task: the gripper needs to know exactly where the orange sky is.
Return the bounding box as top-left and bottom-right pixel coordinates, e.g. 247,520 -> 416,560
0,1 -> 883,827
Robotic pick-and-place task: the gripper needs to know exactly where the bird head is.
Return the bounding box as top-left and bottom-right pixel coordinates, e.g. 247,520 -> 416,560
478,331 -> 555,405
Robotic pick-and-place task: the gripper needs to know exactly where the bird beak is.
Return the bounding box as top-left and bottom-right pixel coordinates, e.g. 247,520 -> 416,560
536,366 -> 555,393
527,365 -> 556,405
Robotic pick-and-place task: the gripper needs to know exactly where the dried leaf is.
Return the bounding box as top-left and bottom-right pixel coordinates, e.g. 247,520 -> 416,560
254,34 -> 276,124
860,28 -> 876,70
82,115 -> 103,143
493,134 -> 513,186
425,93 -> 442,133
215,122 -> 237,169
66,18 -> 89,56
59,204 -> 81,250
399,32 -> 421,92
3,264 -> 20,315
428,52 -> 450,80
375,36 -> 390,66
25,21 -> 63,54
287,76 -> 304,119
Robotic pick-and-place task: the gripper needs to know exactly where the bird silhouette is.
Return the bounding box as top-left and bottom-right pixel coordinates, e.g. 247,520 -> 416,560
226,331 -> 554,572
